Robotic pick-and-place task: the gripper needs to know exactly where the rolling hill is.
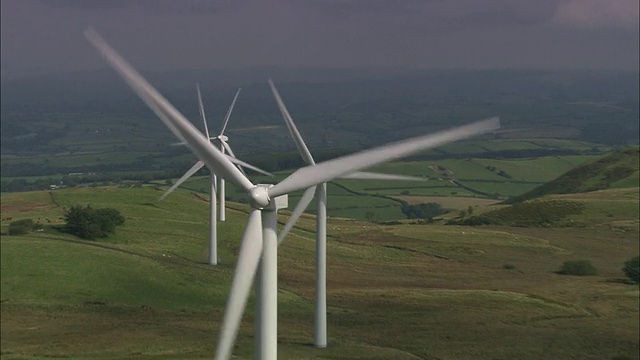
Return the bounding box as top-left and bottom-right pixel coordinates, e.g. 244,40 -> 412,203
507,146 -> 639,204
1,185 -> 638,359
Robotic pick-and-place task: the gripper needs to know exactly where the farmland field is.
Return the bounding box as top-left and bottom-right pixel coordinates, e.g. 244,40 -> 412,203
139,153 -> 628,222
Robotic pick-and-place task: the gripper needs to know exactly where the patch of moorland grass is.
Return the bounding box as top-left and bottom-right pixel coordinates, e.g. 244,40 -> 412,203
540,190 -> 640,229
548,187 -> 639,201
387,226 -> 567,254
564,200 -> 639,227
0,191 -> 63,223
457,200 -> 586,227
324,288 -> 637,360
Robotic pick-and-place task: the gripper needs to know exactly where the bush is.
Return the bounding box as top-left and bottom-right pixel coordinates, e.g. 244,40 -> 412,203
622,256 -> 639,284
64,205 -> 125,240
557,260 -> 598,276
462,216 -> 492,226
8,219 -> 35,235
401,202 -> 446,219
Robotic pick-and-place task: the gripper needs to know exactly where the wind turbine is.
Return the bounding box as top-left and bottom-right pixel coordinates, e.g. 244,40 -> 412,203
268,78 -> 427,348
85,28 -> 499,360
208,88 -> 241,223
160,84 -> 266,265
170,87 -> 241,222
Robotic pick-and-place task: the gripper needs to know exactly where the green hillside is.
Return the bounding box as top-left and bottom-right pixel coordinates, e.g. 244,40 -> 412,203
508,146 -> 639,203
453,188 -> 638,230
1,186 -> 638,359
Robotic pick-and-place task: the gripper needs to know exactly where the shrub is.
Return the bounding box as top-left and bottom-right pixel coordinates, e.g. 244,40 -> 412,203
64,205 -> 125,240
8,219 -> 35,235
462,216 -> 492,226
557,260 -> 598,276
622,256 -> 639,284
502,264 -> 516,270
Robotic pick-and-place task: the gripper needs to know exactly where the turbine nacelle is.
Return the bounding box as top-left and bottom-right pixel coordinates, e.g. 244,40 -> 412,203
249,184 -> 288,210
212,134 -> 229,142
249,185 -> 271,209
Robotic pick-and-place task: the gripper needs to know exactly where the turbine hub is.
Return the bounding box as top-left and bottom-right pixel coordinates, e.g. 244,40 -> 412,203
249,185 -> 271,209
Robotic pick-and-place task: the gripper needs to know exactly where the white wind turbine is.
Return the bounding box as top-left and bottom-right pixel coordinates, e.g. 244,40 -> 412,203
85,28 -> 499,360
206,87 -> 241,223
160,84 -> 269,265
268,78 -> 427,348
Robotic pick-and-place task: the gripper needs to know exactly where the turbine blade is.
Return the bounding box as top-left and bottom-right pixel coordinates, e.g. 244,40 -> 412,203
225,154 -> 273,177
84,28 -> 254,193
220,139 -> 237,160
220,88 -> 241,136
196,83 -> 211,140
269,117 -> 500,198
339,171 -> 426,181
160,161 -> 205,200
215,210 -> 263,360
278,185 -> 317,243
268,79 -> 315,165
220,139 -> 247,176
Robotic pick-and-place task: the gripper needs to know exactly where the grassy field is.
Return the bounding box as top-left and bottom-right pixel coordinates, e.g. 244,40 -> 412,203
1,186 -> 638,359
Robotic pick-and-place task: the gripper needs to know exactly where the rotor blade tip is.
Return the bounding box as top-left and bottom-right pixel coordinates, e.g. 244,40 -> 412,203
84,27 -> 99,43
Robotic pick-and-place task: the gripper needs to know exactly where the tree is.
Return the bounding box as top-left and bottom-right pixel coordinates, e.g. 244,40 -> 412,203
365,211 -> 376,223
8,219 -> 35,235
557,260 -> 598,276
401,202 -> 446,220
623,256 -> 639,284
64,205 -> 125,240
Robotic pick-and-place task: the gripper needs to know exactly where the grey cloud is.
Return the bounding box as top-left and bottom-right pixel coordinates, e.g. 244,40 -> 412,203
38,0 -> 240,14
0,0 -> 637,77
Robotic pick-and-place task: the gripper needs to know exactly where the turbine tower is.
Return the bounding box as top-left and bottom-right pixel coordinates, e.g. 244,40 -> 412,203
85,28 -> 499,360
269,79 -> 424,348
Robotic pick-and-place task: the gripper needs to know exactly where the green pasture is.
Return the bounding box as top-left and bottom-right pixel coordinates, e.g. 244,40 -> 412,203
455,180 -> 540,197
612,170 -> 640,188
470,155 -> 599,182
147,152 -> 634,221
1,186 -> 639,359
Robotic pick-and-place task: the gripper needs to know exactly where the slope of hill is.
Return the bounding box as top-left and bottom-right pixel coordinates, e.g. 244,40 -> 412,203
453,187 -> 638,230
507,146 -> 639,203
1,186 -> 638,359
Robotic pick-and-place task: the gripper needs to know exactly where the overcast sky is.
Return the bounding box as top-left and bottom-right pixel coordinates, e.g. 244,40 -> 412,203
1,0 -> 638,78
